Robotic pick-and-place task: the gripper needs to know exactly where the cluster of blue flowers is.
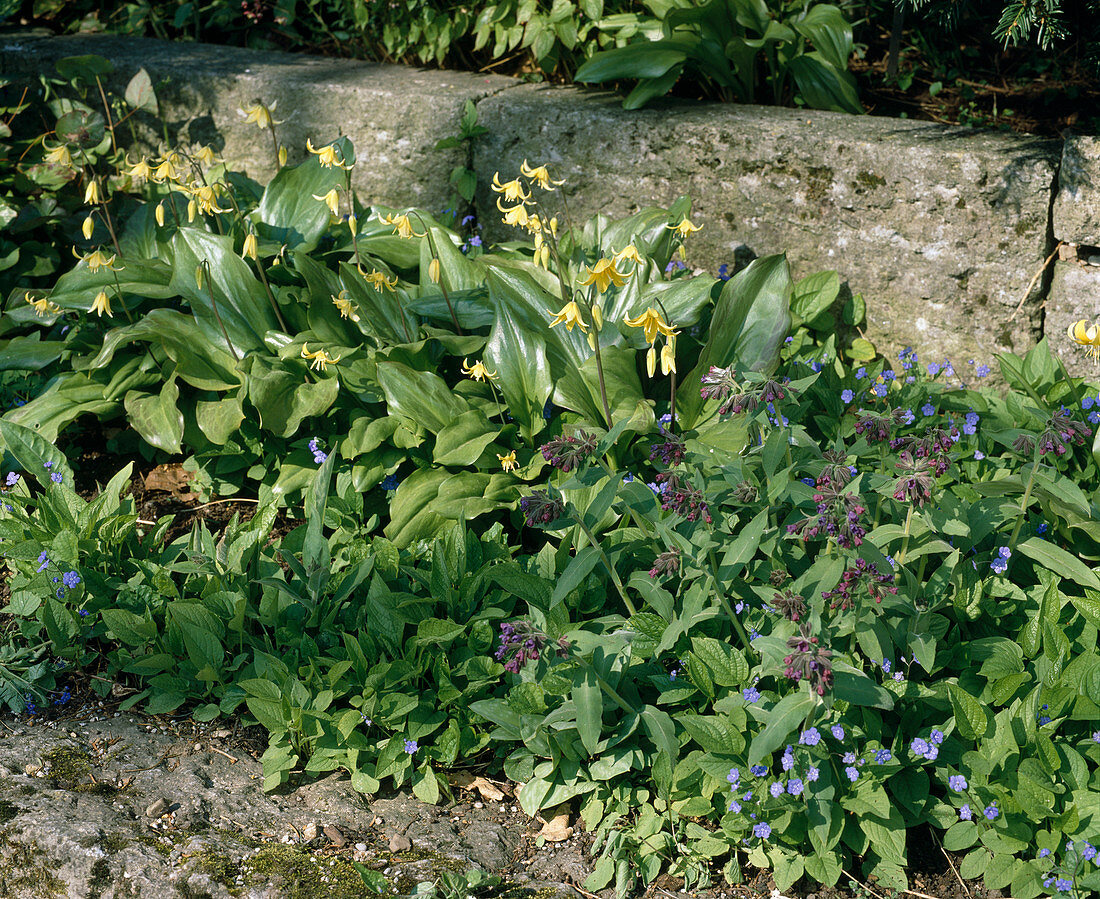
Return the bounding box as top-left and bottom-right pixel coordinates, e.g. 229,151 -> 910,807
308,437 -> 327,464
990,545 -> 1012,574
381,474 -> 400,492
909,729 -> 944,761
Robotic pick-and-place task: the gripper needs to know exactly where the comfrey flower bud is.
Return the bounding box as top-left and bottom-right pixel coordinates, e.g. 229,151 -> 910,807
654,471 -> 711,523
892,450 -> 935,506
518,490 -> 565,527
783,622 -> 833,695
495,620 -> 569,673
772,589 -> 807,622
649,548 -> 681,579
649,433 -> 686,467
540,431 -> 599,473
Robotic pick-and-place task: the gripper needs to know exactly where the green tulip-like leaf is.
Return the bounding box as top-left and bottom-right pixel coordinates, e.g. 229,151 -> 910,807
747,690 -> 816,766
788,53 -> 862,114
0,335 -> 65,372
375,361 -> 470,435
195,395 -> 246,445
485,299 -> 553,442
124,378 -> 184,454
257,140 -> 350,251
246,361 -> 340,438
0,419 -> 75,486
433,409 -> 500,467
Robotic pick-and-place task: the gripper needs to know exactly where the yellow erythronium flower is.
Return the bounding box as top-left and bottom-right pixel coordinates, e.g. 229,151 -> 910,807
364,269 -> 398,291
549,300 -> 588,333
242,232 -> 259,260
155,202 -> 166,227
240,101 -> 282,130
82,215 -> 95,240
497,199 -> 532,229
578,258 -> 628,294
84,180 -> 101,205
151,152 -> 181,183
43,142 -> 72,167
1068,320 -> 1100,359
660,337 -> 677,375
491,172 -> 531,204
123,154 -> 150,180
428,258 -> 441,284
306,138 -> 351,169
668,218 -> 703,239
614,244 -> 643,266
461,358 -> 497,382
25,294 -> 61,317
332,290 -> 360,322
314,188 -> 340,216
189,183 -> 228,215
624,307 -> 678,345
89,290 -> 113,318
520,159 -> 564,191
497,450 -> 518,472
77,249 -> 122,273
300,343 -> 341,371
533,232 -> 550,269
380,212 -> 424,240
195,145 -> 219,167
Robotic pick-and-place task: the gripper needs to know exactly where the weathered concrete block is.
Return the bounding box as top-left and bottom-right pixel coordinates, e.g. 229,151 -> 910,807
1053,135 -> 1100,245
1047,258 -> 1100,378
473,85 -> 1059,366
0,34 -> 514,213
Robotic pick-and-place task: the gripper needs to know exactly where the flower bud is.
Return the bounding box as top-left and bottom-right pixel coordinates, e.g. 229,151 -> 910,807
187,199 -> 197,222
81,215 -> 94,240
278,145 -> 287,167
155,202 -> 165,227
592,303 -> 603,331
647,345 -> 657,378
84,180 -> 100,205
660,340 -> 676,375
587,330 -> 597,352
195,265 -> 204,290
347,213 -> 357,235
428,257 -> 440,284
242,232 -> 258,260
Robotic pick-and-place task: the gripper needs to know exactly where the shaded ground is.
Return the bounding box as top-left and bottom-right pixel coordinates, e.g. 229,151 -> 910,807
0,698 -> 1007,899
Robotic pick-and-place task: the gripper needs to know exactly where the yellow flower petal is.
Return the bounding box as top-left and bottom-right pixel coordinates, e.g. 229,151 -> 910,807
577,258 -> 627,293
548,300 -> 588,333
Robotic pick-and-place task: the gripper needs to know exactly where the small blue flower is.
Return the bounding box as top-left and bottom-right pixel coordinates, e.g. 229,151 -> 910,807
841,389 -> 854,403
927,363 -> 940,376
845,766 -> 859,782
842,751 -> 856,764
831,724 -> 845,741
381,474 -> 400,491
1035,521 -> 1049,534
976,364 -> 990,378
799,728 -> 821,747
855,368 -> 866,380
622,472 -> 635,483
1090,410 -> 1100,425
984,805 -> 999,820
742,686 -> 760,703
881,659 -> 891,673
769,781 -> 784,798
787,778 -> 803,796
921,403 -> 935,417
468,234 -> 483,247
810,361 -> 822,373
753,822 -> 771,840
728,798 -> 742,812
1038,848 -> 1051,858
948,774 -> 967,791
1083,842 -> 1096,861
806,766 -> 819,782
727,768 -> 740,784
79,609 -> 89,617
959,804 -> 972,820
900,409 -> 915,425
781,747 -> 795,771
872,384 -> 888,397
750,765 -> 768,777
50,472 -> 62,484
882,369 -> 896,382
4,472 -> 18,486
403,739 -> 418,754
1056,878 -> 1073,892
718,263 -> 731,281
910,738 -> 930,758
1083,396 -> 1096,410
875,749 -> 892,764
930,729 -> 944,745
61,570 -> 81,589
974,450 -> 985,460
37,551 -> 49,573
461,214 -> 476,226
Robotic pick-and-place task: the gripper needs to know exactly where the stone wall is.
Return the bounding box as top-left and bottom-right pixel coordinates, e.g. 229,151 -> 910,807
3,33 -> 1099,371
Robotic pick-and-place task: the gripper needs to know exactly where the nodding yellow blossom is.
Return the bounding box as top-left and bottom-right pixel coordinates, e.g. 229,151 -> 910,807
155,202 -> 166,227
428,258 -> 441,284
300,343 -> 341,371
331,290 -> 360,322
306,139 -> 352,170
82,215 -> 95,240
189,183 -> 228,215
497,198 -> 532,229
520,160 -> 564,191
195,145 -> 219,167
533,232 -> 550,269
497,450 -> 518,472
548,300 -> 588,333
242,232 -> 259,260
578,258 -> 628,293
278,145 -> 287,167
660,337 -> 677,375
646,345 -> 657,378
364,269 -> 398,291
25,294 -> 61,317
461,358 -> 497,382
1068,320 -> 1100,360
187,199 -> 197,222
240,101 -> 282,131
592,303 -> 604,331
196,265 -> 204,290
668,218 -> 703,238
491,173 -> 531,204
89,290 -> 113,318
347,213 -> 357,235
623,307 -> 678,345
43,142 -> 72,167
614,245 -> 643,266
77,249 -> 122,273
380,212 -> 424,240
151,152 -> 182,183
124,154 -> 150,180
313,188 -> 340,216
84,180 -> 101,205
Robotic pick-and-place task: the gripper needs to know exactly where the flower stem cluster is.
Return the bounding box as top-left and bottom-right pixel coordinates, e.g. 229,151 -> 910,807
518,490 -> 566,526
892,450 -> 936,506
495,620 -> 569,673
699,368 -> 790,417
787,481 -> 867,549
539,431 -> 599,472
783,623 -> 834,695
821,558 -> 898,610
653,471 -> 712,523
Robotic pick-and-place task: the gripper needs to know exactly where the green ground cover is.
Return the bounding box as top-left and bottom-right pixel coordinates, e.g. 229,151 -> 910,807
2,53 -> 1100,898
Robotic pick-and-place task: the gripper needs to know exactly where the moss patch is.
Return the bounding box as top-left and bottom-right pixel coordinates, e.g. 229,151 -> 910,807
241,845 -> 366,899
0,829 -> 65,897
87,858 -> 112,899
40,746 -> 92,789
0,801 -> 18,825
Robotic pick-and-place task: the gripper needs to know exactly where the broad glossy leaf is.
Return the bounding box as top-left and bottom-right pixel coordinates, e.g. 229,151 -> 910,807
433,409 -> 500,467
0,335 -> 64,372
195,395 -> 245,445
484,298 -> 552,441
788,53 -> 862,114
48,257 -> 174,307
257,140 -> 350,251
0,419 -> 74,485
124,67 -> 158,114
246,360 -> 340,438
375,361 -> 469,434
124,378 -> 184,454
792,5 -> 853,72
574,41 -> 692,82
384,468 -> 451,548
